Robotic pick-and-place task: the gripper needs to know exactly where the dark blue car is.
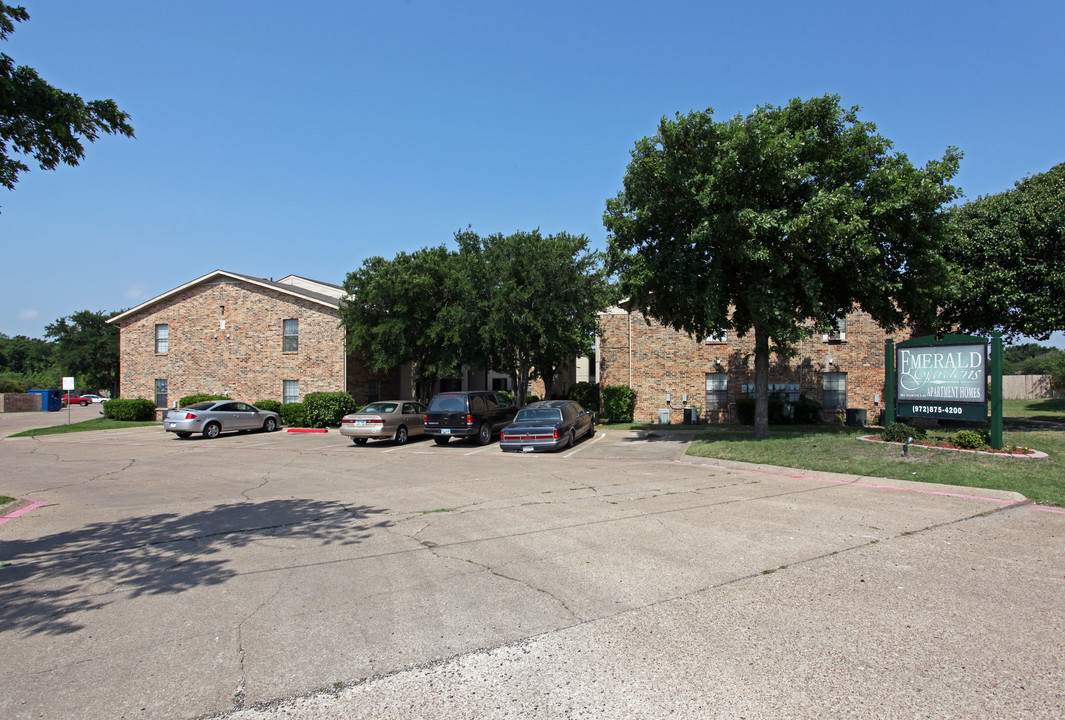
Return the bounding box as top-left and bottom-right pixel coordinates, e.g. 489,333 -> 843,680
500,400 -> 595,453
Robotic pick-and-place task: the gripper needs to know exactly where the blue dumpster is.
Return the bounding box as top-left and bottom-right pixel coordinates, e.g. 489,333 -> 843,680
28,389 -> 63,412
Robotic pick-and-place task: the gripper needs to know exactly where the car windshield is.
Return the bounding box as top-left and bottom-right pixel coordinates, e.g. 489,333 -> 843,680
428,395 -> 466,412
515,408 -> 563,423
361,403 -> 397,413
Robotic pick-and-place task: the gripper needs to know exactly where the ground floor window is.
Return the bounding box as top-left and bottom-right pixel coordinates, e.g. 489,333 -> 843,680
154,378 -> 168,408
492,377 -> 509,392
823,372 -> 847,411
283,380 -> 299,404
705,373 -> 728,410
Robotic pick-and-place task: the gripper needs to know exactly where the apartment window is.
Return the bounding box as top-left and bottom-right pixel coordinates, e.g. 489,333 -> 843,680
823,372 -> 847,411
822,316 -> 847,342
283,380 -> 299,404
705,373 -> 728,410
283,319 -> 299,352
155,324 -> 168,354
367,379 -> 380,403
704,330 -> 728,343
154,378 -> 168,408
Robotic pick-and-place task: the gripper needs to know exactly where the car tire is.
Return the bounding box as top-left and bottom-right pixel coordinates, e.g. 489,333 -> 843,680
79,400 -> 89,406
587,424 -> 595,438
434,436 -> 450,446
395,425 -> 408,445
568,430 -> 576,448
352,438 -> 368,445
176,432 -> 192,439
203,422 -> 221,439
476,423 -> 491,445
263,417 -> 277,432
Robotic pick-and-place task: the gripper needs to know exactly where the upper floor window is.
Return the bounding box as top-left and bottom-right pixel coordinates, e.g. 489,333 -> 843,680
822,316 -> 847,342
704,330 -> 728,343
283,319 -> 299,352
155,324 -> 168,354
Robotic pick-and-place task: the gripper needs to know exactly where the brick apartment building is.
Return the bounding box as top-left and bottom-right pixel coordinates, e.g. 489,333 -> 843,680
597,306 -> 907,425
107,270 -> 400,409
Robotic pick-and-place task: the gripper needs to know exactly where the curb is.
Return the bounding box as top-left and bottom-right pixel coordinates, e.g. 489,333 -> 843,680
286,428 -> 328,433
858,435 -> 1049,460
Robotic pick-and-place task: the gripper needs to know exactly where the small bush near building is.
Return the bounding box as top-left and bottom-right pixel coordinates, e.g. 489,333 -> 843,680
602,385 -> 637,423
881,422 -> 928,443
793,394 -> 823,425
179,393 -> 231,407
279,402 -> 309,428
568,382 -> 600,413
254,399 -> 282,414
952,429 -> 988,450
303,392 -> 359,428
103,398 -> 157,421
735,394 -> 791,425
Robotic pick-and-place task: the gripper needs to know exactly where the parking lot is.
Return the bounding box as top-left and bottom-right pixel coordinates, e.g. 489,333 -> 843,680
2,419 -> 1063,719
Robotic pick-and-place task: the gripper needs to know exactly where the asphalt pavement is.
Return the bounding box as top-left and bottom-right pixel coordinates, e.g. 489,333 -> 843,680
1,414 -> 1062,719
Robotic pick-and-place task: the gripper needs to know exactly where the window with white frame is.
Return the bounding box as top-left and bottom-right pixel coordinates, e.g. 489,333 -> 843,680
283,319 -> 299,352
283,380 -> 299,404
822,316 -> 847,342
704,330 -> 728,343
705,373 -> 728,410
154,378 -> 168,408
155,324 -> 168,354
822,372 -> 847,411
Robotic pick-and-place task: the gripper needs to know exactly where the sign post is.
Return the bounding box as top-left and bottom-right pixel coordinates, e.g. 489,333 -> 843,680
62,376 -> 75,425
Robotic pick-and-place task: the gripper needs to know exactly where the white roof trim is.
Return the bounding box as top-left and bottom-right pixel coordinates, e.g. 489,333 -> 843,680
107,270 -> 343,325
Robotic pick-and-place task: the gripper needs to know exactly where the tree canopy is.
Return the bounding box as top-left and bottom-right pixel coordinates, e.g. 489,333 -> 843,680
944,162 -> 1065,341
44,309 -> 121,395
1,2 -> 134,208
604,95 -> 961,438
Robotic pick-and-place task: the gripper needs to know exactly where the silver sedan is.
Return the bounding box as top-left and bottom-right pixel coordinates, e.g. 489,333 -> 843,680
164,400 -> 280,439
340,400 -> 426,445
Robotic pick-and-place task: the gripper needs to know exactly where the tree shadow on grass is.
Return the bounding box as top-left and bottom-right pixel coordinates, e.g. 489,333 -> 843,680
0,499 -> 389,636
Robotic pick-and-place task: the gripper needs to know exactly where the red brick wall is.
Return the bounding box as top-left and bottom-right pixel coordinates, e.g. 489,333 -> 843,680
115,278 -> 350,406
599,309 -> 907,424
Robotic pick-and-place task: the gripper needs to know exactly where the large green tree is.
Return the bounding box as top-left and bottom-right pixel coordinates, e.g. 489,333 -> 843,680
44,309 -> 120,395
455,229 -> 614,406
1,3 -> 134,208
340,245 -> 466,402
944,162 -> 1065,341
604,95 -> 961,438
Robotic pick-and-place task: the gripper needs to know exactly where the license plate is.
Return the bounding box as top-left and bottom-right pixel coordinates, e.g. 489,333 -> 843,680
356,420 -> 366,425
441,428 -> 451,435
523,446 -> 534,453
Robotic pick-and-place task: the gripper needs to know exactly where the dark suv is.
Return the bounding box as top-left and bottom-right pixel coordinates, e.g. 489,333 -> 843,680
423,391 -> 518,445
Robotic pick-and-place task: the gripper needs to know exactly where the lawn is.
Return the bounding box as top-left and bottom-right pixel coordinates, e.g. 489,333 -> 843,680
683,423 -> 1064,507
1003,397 -> 1065,423
9,418 -> 159,438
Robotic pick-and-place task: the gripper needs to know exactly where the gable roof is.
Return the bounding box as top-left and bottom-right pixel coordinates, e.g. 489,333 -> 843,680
107,270 -> 346,325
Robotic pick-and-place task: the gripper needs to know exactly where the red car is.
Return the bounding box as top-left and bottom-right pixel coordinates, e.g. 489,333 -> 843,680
63,394 -> 94,407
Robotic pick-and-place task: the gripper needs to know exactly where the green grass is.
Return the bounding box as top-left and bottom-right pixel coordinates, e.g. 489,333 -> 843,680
0,495 -> 15,505
685,424 -> 1065,506
1003,397 -> 1065,423
9,418 -> 159,437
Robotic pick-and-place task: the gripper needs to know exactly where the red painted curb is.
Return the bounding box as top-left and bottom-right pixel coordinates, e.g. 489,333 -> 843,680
286,428 -> 328,433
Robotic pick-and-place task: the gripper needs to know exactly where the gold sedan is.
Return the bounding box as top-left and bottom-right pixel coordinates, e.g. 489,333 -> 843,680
339,400 -> 427,445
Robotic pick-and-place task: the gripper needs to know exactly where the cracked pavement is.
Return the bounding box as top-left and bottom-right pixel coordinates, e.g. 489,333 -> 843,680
1,420 -> 1063,719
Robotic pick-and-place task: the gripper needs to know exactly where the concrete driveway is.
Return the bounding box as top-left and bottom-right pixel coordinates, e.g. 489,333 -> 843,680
1,423 -> 1062,719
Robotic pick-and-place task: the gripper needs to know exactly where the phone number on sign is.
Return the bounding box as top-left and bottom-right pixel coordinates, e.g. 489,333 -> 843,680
912,405 -> 964,415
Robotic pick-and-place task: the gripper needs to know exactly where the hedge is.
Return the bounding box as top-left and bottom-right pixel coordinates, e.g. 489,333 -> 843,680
568,382 -> 600,413
253,399 -> 282,414
602,385 -> 636,423
103,398 -> 158,421
178,393 -> 231,407
279,402 -> 309,428
303,392 -> 359,428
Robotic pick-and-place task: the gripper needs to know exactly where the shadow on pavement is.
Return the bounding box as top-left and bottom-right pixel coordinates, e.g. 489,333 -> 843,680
0,499 -> 390,636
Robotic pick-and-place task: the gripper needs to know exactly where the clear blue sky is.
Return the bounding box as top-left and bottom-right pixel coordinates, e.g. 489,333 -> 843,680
3,0 -> 1063,348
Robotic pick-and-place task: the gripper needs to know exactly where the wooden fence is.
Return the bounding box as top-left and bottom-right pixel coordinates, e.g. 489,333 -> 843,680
1002,374 -> 1058,399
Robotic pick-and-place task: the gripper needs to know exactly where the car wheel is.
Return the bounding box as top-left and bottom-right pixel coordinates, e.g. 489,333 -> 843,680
203,422 -> 221,439
476,423 -> 491,445
434,436 -> 450,445
569,430 -> 576,448
263,417 -> 277,432
395,425 -> 408,445
176,432 -> 192,439
587,424 -> 595,438
79,400 -> 89,406
352,438 -> 368,445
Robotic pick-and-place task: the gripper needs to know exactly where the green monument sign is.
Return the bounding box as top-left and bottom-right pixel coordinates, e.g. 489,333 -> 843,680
884,333 -> 1003,449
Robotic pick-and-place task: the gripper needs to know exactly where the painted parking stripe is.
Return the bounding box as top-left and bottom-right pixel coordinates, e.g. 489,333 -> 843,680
0,499 -> 47,527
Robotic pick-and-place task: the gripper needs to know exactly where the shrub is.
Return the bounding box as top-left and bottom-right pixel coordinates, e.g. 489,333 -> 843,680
179,393 -> 230,407
254,399 -> 282,414
882,422 -> 927,443
952,429 -> 987,450
793,394 -> 823,425
568,382 -> 600,413
497,390 -> 512,404
735,394 -> 792,425
279,402 -> 308,428
103,398 -> 157,421
303,392 -> 358,428
602,385 -> 636,423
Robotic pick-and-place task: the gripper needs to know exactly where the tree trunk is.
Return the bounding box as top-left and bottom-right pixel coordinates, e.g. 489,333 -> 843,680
753,323 -> 770,440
